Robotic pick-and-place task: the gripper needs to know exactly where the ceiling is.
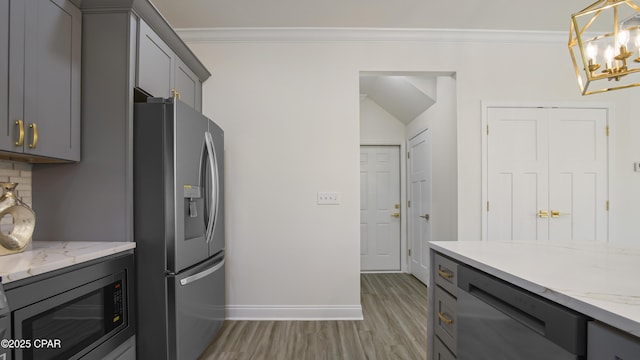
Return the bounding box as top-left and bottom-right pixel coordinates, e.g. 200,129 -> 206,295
360,74 -> 439,124
150,0 -> 582,32
149,0 -> 582,123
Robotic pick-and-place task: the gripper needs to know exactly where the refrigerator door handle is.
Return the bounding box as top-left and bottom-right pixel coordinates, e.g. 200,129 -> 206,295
180,258 -> 225,286
204,131 -> 219,244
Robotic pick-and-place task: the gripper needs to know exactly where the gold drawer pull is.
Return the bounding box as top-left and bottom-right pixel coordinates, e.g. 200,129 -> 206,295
438,268 -> 454,280
438,311 -> 453,325
29,123 -> 38,149
15,120 -> 24,146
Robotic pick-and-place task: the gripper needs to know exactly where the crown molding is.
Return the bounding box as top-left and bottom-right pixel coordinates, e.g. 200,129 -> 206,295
176,27 -> 567,44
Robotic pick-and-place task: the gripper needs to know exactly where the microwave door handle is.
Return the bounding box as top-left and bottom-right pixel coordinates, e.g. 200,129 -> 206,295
204,131 -> 218,244
179,258 -> 225,286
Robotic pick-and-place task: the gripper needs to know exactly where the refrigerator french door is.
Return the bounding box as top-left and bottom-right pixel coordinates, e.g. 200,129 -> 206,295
134,97 -> 225,360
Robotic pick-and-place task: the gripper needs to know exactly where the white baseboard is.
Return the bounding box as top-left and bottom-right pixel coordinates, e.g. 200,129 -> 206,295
226,305 -> 363,321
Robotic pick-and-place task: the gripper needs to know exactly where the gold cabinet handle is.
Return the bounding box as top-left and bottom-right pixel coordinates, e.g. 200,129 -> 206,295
419,213 -> 430,220
437,268 -> 454,280
15,120 -> 24,146
391,212 -> 400,218
538,210 -> 549,218
29,123 -> 38,149
438,311 -> 453,325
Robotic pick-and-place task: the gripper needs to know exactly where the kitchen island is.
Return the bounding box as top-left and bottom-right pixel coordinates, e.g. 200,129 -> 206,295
428,240 -> 640,359
0,241 -> 135,284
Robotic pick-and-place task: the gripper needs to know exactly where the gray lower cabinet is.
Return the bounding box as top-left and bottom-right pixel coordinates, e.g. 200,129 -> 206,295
1,0 -> 80,162
432,253 -> 458,358
103,335 -> 136,360
430,250 -> 640,360
588,321 -> 640,359
137,18 -> 202,111
433,336 -> 456,360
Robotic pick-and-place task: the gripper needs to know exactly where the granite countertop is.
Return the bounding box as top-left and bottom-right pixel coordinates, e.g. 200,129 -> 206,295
0,241 -> 136,284
429,240 -> 640,337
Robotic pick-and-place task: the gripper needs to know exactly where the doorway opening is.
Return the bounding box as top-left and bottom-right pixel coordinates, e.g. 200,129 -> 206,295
359,71 -> 458,286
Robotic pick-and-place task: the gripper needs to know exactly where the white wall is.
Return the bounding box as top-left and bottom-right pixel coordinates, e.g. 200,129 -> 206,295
184,30 -> 640,317
360,97 -> 405,142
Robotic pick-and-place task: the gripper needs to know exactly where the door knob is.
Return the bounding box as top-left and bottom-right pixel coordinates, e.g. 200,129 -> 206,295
419,214 -> 430,220
538,210 -> 549,218
392,213 -> 400,218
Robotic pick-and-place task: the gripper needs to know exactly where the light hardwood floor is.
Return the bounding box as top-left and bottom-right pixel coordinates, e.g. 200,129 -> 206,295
199,273 -> 428,360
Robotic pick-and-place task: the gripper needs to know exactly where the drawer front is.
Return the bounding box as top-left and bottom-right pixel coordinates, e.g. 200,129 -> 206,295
433,335 -> 456,360
434,286 -> 457,355
588,321 -> 640,359
434,253 -> 458,296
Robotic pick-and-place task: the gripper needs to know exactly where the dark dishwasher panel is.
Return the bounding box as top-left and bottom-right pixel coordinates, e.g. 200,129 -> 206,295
457,265 -> 587,360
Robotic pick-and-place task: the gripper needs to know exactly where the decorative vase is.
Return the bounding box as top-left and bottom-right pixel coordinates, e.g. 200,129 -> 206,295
0,182 -> 35,256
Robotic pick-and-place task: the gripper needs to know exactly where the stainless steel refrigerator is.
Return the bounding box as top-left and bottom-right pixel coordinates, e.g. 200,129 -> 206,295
134,98 -> 225,360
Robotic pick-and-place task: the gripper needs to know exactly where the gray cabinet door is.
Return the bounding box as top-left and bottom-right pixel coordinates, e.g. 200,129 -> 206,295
137,18 -> 174,98
1,0 -> 25,154
175,57 -> 202,111
0,0 -> 80,161
138,18 -> 203,111
23,0 -> 81,161
0,0 -> 8,149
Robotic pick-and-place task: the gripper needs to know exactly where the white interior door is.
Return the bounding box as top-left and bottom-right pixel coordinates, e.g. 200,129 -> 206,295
360,146 -> 401,271
487,108 -> 550,240
487,107 -> 608,242
548,108 -> 608,241
408,130 -> 431,285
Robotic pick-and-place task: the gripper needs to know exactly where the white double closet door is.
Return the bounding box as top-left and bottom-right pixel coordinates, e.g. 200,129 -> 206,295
486,107 -> 608,241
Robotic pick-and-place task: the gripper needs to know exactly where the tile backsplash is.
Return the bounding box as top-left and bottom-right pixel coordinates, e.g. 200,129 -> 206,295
0,160 -> 32,206
0,160 -> 32,235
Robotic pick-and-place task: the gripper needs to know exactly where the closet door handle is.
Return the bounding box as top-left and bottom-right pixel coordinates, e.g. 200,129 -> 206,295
15,120 -> 24,146
551,210 -> 570,218
29,123 -> 38,149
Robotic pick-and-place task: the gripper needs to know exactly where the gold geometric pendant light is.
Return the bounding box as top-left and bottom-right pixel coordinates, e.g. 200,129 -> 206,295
569,0 -> 640,95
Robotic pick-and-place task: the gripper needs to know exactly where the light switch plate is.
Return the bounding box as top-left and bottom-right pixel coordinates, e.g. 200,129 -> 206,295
317,192 -> 341,205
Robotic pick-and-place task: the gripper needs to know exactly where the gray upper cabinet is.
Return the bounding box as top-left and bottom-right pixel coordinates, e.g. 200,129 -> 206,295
0,0 -> 8,142
33,0 -> 210,243
138,19 -> 173,99
137,19 -> 202,111
1,0 -> 81,162
175,57 -> 202,111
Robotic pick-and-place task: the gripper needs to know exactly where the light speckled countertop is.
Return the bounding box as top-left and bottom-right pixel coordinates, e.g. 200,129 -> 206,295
0,241 -> 135,284
429,240 -> 640,337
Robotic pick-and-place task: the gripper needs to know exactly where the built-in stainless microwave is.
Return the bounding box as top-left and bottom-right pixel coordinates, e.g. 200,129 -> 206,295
4,253 -> 135,360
